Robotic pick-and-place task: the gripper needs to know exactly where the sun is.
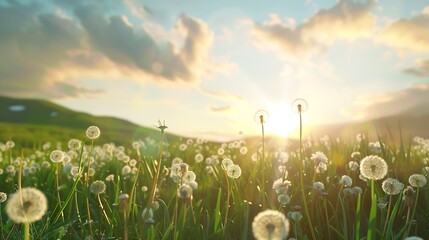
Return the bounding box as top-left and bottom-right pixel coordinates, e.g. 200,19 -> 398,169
264,102 -> 299,138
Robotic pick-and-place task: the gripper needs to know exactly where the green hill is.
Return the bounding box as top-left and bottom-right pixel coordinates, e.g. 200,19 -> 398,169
0,96 -> 179,146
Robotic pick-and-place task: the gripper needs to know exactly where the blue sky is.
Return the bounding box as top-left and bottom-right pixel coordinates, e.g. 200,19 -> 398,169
0,0 -> 428,140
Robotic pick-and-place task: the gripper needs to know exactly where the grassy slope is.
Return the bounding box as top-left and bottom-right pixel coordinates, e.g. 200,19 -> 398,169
0,96 -> 179,146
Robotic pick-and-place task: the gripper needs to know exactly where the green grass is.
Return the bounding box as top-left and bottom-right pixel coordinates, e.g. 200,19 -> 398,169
0,121 -> 429,239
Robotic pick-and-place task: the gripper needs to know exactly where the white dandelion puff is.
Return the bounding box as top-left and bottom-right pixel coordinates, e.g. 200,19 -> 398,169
90,180 -> 106,195
227,164 -> 241,179
359,155 -> 388,180
339,175 -> 353,187
86,126 -> 101,140
382,178 -> 404,195
252,209 -> 289,240
409,174 -> 427,188
50,150 -> 65,163
0,192 -> 7,203
6,187 -> 48,223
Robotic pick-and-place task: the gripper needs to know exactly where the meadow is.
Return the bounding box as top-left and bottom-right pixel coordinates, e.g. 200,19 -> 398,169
0,108 -> 429,240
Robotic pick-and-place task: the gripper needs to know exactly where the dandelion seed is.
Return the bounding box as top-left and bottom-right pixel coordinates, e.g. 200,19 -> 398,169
409,174 -> 427,188
50,150 -> 64,163
339,175 -> 353,187
252,209 -> 289,240
359,155 -> 388,180
6,187 -> 47,223
0,192 -> 7,203
90,180 -> 106,195
86,126 -> 101,140
382,178 -> 404,195
227,164 -> 241,178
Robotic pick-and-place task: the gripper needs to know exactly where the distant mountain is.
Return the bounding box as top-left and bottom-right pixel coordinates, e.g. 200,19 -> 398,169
0,96 -> 180,146
306,102 -> 429,143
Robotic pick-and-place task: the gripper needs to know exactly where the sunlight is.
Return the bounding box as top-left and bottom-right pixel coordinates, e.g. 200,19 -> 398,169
265,102 -> 299,138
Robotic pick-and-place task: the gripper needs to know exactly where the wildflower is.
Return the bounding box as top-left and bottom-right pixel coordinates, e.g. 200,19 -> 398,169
277,194 -> 290,205
409,174 -> 427,188
352,186 -> 363,195
0,192 -> 7,203
227,164 -> 242,178
6,187 -> 47,223
90,180 -> 106,195
106,174 -> 115,182
287,211 -> 303,222
313,182 -> 325,192
177,184 -> 193,199
6,140 -> 15,149
359,155 -> 388,180
272,178 -> 291,194
86,126 -> 101,140
221,158 -> 234,170
122,165 -> 131,175
194,153 -> 204,163
68,139 -> 82,150
252,209 -> 289,240
310,152 -> 328,166
339,175 -> 353,187
382,178 -> 404,195
348,161 -> 359,171
183,171 -> 197,183
50,150 -> 65,163
240,146 -> 248,155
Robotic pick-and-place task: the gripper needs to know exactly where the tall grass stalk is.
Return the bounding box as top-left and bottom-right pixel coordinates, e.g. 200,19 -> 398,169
259,114 -> 267,208
405,187 -> 420,238
297,104 -> 316,240
382,195 -> 393,235
223,170 -> 231,233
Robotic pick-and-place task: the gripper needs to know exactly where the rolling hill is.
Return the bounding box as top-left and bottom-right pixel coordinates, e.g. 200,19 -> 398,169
0,96 -> 180,146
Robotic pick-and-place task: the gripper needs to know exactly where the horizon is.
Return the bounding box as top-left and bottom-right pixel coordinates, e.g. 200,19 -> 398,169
1,0 -> 428,140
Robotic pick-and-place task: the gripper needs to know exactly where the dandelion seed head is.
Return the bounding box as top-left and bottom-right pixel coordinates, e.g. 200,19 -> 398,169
189,181 -> 198,190
0,192 -> 7,203
172,157 -> 183,165
177,184 -> 193,199
409,174 -> 427,188
252,209 -> 289,240
310,152 -> 328,166
277,194 -> 290,205
227,164 -> 241,178
6,140 -> 15,149
118,193 -> 129,200
106,174 -> 115,182
348,161 -> 359,171
359,155 -> 388,180
6,187 -> 47,223
221,158 -> 233,170
240,146 -> 248,155
183,171 -> 196,183
86,126 -> 100,140
50,150 -> 64,163
68,139 -> 81,150
90,180 -> 106,194
122,165 -> 131,175
273,178 -> 291,194
382,178 -> 404,195
313,182 -> 325,192
287,211 -> 303,222
352,186 -> 363,195
351,152 -> 361,160
194,153 -> 204,163
339,175 -> 353,187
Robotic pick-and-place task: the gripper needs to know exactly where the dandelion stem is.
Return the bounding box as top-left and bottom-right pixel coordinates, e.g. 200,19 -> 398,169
123,210 -> 129,240
98,195 -> 111,225
259,116 -> 267,208
298,109 -> 316,240
55,163 -> 64,221
223,171 -> 231,233
24,222 -> 29,240
405,187 -> 420,238
382,195 -> 393,235
323,197 -> 332,240
146,125 -> 165,213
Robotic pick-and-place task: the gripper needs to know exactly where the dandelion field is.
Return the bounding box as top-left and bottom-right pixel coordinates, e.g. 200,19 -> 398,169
1,113 -> 429,240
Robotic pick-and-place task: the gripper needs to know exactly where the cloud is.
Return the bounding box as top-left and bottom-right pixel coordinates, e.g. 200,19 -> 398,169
404,59 -> 429,77
0,1 -> 218,99
345,84 -> 429,119
209,105 -> 231,113
198,87 -> 243,101
251,0 -> 375,57
378,8 -> 429,53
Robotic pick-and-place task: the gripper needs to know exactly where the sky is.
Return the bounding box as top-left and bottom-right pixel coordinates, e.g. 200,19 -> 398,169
0,0 -> 428,140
